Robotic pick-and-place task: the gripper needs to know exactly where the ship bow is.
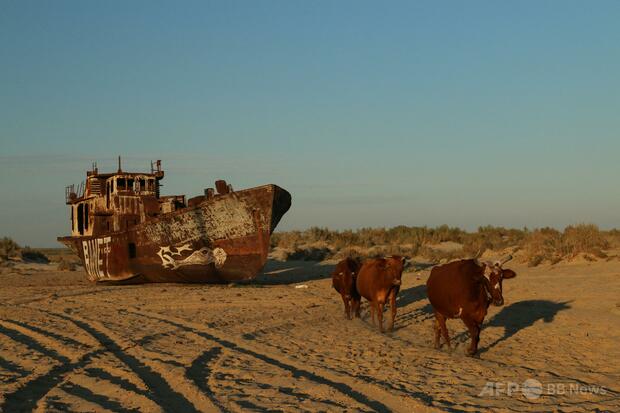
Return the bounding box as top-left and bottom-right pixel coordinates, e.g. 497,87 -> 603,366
270,185 -> 291,233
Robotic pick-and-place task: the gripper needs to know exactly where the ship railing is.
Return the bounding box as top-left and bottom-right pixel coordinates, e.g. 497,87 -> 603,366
65,181 -> 85,204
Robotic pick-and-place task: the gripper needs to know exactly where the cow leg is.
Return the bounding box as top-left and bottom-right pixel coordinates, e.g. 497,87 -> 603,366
388,288 -> 397,331
433,313 -> 442,349
341,294 -> 351,319
463,317 -> 481,356
377,301 -> 385,333
435,312 -> 451,349
369,301 -> 376,326
351,297 -> 361,318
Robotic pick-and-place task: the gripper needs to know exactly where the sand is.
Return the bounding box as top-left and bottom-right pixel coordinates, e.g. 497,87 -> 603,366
0,259 -> 619,412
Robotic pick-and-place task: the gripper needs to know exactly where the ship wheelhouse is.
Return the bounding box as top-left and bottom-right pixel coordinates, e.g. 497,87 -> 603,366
64,160 -> 176,237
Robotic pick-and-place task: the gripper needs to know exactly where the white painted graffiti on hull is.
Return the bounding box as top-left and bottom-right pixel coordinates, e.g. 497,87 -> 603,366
157,244 -> 227,269
82,237 -> 112,280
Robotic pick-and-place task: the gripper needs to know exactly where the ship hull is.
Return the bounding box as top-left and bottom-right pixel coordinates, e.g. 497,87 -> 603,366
58,185 -> 291,284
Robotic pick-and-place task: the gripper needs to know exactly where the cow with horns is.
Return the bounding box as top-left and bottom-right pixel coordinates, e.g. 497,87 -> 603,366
426,255 -> 516,356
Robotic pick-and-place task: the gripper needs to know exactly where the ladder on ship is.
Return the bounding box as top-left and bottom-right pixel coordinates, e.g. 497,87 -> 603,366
90,180 -> 102,196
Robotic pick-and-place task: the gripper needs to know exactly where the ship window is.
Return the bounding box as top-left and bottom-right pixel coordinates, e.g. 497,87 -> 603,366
84,203 -> 89,230
117,178 -> 126,190
77,204 -> 84,235
139,178 -> 146,191
127,178 -> 134,191
128,243 -> 136,259
111,179 -> 115,193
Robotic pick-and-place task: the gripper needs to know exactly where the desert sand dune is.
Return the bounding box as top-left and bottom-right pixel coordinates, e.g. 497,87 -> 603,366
0,259 -> 619,412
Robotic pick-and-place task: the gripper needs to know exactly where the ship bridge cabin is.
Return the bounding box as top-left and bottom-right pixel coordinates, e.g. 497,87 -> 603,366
65,160 -> 186,237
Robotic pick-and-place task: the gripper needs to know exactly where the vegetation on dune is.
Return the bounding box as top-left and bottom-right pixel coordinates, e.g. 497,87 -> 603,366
0,237 -> 21,261
522,224 -> 610,266
1,223 -> 617,270
0,237 -> 54,265
272,224 -> 618,266
20,247 -> 50,264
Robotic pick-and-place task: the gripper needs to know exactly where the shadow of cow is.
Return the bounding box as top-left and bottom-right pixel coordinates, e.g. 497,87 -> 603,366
479,299 -> 572,353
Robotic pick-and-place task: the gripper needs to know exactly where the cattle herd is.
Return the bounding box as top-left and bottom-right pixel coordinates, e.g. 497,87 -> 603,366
331,255 -> 516,356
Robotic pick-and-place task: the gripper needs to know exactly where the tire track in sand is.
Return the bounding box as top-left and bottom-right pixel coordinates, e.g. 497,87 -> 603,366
0,319 -> 104,412
129,309 -> 437,413
38,309 -> 220,413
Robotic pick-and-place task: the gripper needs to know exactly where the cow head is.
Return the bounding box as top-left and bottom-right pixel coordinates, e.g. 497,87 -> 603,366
483,255 -> 517,306
386,256 -> 406,286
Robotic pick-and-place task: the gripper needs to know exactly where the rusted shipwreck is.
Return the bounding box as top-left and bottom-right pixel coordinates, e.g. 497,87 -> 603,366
58,159 -> 291,283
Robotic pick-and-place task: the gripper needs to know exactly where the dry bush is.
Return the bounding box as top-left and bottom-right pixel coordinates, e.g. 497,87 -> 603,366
604,229 -> 620,248
368,244 -> 413,258
561,224 -> 608,258
0,237 -> 20,260
521,224 -> 608,266
332,246 -> 365,261
273,224 -> 613,266
418,246 -> 464,264
426,225 -> 467,244
302,227 -> 333,244
521,228 -> 562,267
332,244 -> 419,261
21,248 -> 50,264
272,225 -> 462,252
467,226 -> 526,252
287,246 -> 332,261
270,231 -> 304,250
462,237 -> 492,258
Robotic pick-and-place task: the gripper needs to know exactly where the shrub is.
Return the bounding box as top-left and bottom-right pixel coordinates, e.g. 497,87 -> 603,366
521,228 -> 562,267
21,248 -> 50,264
418,246 -> 464,263
466,226 -> 527,252
520,224 -> 608,266
605,229 -> 620,248
561,224 -> 608,258
462,237 -> 492,258
287,247 -> 331,261
270,231 -> 304,250
332,246 -> 365,261
0,237 -> 20,260
272,224 -> 612,266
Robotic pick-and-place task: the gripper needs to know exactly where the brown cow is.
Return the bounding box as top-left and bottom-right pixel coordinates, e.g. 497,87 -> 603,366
426,255 -> 516,356
331,257 -> 362,319
356,256 -> 406,332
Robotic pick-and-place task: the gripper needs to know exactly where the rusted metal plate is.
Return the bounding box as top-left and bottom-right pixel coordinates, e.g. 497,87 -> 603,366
58,160 -> 291,284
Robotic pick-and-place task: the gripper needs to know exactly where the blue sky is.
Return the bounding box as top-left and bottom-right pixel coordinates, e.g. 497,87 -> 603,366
1,1 -> 619,247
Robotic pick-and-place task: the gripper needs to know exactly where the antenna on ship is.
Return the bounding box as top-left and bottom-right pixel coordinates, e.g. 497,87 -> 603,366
117,155 -> 122,173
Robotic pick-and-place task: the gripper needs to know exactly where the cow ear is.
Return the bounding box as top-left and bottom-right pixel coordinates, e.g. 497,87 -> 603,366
401,256 -> 406,263
502,269 -> 516,279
